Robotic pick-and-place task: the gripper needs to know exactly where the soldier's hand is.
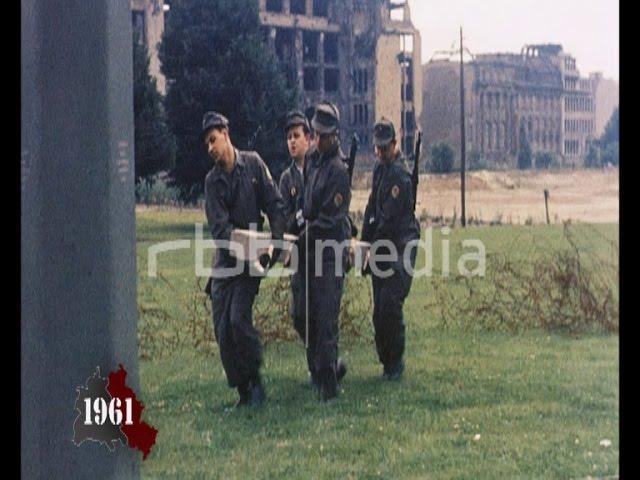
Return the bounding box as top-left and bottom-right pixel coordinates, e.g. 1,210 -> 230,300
295,209 -> 305,228
258,252 -> 271,270
269,247 -> 281,268
361,251 -> 372,277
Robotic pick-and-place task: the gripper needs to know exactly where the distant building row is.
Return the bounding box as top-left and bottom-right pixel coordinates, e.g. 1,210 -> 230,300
422,44 -> 619,168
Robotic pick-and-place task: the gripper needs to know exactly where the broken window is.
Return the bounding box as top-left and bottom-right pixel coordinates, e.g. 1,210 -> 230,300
353,68 -> 368,94
303,31 -> 319,62
313,0 -> 329,17
325,68 -> 339,92
324,33 -> 339,64
390,6 -> 405,21
290,0 -> 306,14
304,67 -> 319,91
266,0 -> 283,13
279,63 -> 297,90
132,10 -> 146,45
275,28 -> 295,62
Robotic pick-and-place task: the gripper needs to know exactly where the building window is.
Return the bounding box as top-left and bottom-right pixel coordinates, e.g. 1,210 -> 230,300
275,28 -> 295,62
290,0 -> 306,14
324,33 -> 339,64
404,85 -> 414,102
390,6 -> 405,21
266,0 -> 283,12
313,0 -> 328,17
132,10 -> 146,46
304,67 -> 319,91
353,68 -> 368,94
303,31 -> 319,62
325,68 -> 339,92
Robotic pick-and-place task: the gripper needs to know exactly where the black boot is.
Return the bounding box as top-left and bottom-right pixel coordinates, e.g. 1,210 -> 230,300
248,376 -> 267,407
318,368 -> 338,402
309,369 -> 320,390
336,358 -> 347,385
235,383 -> 250,408
383,359 -> 404,381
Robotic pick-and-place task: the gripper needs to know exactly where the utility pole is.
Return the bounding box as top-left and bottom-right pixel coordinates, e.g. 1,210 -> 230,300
460,26 -> 467,227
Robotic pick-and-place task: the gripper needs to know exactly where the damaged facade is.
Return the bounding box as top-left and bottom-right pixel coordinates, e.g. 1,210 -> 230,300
259,0 -> 422,168
131,0 -> 167,94
423,44 -> 612,169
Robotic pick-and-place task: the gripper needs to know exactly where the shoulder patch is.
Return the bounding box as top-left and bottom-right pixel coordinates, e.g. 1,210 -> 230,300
334,192 -> 344,207
391,185 -> 400,199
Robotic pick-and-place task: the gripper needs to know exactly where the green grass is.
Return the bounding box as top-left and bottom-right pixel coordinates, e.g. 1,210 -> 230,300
136,209 -> 619,479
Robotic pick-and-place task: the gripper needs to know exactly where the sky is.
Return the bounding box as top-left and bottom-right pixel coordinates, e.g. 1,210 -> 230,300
407,0 -> 619,81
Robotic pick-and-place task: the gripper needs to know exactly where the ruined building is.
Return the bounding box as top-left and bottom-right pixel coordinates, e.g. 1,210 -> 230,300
259,0 -> 422,167
422,44 -> 616,169
131,0 -> 167,94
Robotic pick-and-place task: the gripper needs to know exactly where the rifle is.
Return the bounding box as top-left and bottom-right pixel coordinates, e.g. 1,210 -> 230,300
247,125 -> 263,150
347,133 -> 359,238
347,132 -> 359,183
412,131 -> 422,212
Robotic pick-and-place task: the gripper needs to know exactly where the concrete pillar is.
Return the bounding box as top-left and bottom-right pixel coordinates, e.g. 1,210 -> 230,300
21,0 -> 139,477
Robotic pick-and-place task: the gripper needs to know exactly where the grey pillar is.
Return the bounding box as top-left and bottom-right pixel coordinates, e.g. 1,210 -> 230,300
22,0 -> 140,478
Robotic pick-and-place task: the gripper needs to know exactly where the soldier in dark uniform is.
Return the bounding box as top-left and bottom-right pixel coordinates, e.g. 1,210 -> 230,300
278,111 -> 311,371
201,111 -> 286,407
361,118 -> 420,381
299,102 -> 351,401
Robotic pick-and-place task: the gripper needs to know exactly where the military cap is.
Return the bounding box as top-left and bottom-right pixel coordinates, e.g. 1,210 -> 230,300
304,106 -> 316,125
373,117 -> 396,147
285,110 -> 310,134
200,111 -> 229,141
311,102 -> 340,135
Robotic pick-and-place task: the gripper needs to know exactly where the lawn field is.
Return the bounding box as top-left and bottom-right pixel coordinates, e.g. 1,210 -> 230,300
136,209 -> 618,479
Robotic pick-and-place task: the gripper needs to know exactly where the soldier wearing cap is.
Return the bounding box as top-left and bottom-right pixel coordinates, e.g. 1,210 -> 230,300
298,101 -> 351,401
278,111 -> 311,364
201,111 -> 286,408
361,117 -> 420,381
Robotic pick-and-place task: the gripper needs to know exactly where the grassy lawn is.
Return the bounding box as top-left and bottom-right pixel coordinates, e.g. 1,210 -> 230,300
136,209 -> 619,479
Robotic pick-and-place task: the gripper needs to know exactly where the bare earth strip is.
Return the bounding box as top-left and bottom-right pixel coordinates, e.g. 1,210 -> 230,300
351,167 -> 619,225
136,168 -> 619,226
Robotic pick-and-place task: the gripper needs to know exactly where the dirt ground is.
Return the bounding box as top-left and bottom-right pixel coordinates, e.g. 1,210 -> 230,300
136,168 -> 618,226
351,167 -> 619,225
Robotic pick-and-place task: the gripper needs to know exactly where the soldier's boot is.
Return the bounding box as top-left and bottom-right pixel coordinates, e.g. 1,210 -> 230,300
383,358 -> 404,381
235,383 -> 250,408
336,358 -> 347,386
309,368 -> 320,390
248,375 -> 267,408
318,368 -> 338,402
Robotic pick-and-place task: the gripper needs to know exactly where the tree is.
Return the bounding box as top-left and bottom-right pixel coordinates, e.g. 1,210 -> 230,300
534,152 -> 556,169
600,107 -> 619,147
468,149 -> 487,171
133,39 -> 176,185
584,142 -> 600,168
598,107 -> 619,166
429,142 -> 455,173
517,120 -> 532,170
159,0 -> 297,202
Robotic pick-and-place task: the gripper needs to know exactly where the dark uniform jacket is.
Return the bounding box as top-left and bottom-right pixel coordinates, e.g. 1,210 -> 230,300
302,141 -> 351,255
204,149 -> 286,270
278,160 -> 305,235
361,152 -> 420,257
